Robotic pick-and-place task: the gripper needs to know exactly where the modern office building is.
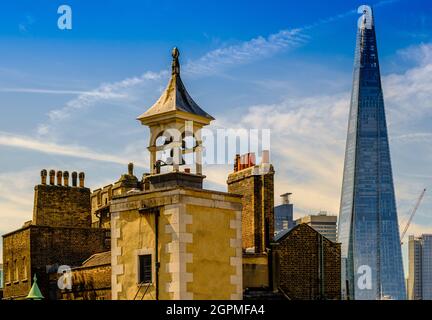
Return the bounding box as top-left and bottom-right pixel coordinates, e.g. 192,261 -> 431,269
337,6 -> 406,300
296,211 -> 337,242
408,235 -> 432,300
274,193 -> 294,234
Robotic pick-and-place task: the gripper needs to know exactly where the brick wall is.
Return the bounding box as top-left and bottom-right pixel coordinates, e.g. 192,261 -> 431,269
54,265 -> 111,300
274,224 -> 341,300
2,225 -> 110,299
2,228 -> 31,299
227,165 -> 274,253
33,185 -> 91,228
30,225 -> 110,299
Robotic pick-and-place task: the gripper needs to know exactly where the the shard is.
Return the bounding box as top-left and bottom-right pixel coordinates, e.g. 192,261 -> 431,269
338,5 -> 406,300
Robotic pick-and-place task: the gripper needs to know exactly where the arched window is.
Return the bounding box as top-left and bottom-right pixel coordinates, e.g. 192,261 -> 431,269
14,259 -> 19,281
5,262 -> 10,283
23,257 -> 28,280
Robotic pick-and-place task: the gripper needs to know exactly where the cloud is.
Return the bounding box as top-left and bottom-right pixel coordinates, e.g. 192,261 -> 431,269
18,14 -> 36,34
397,43 -> 432,65
211,42 -> 432,218
0,88 -> 127,96
185,0 -> 401,76
0,131 -> 147,168
46,71 -> 167,123
0,169 -> 36,261
215,93 -> 349,215
184,29 -> 308,75
37,3 -> 396,137
392,132 -> 432,142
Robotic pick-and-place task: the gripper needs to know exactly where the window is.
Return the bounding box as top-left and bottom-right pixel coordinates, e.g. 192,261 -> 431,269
5,262 -> 10,283
23,257 -> 28,280
138,255 -> 152,284
14,259 -> 19,282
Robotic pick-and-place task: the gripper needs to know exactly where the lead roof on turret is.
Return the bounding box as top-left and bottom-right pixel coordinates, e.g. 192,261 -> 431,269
137,47 -> 214,121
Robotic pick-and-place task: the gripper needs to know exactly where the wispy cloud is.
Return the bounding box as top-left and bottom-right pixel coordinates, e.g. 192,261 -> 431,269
37,3 -> 398,136
0,88 -> 127,96
184,29 -> 308,75
18,14 -> 35,34
0,131 -> 147,167
46,71 -> 166,122
392,132 -> 432,142
213,42 -> 432,217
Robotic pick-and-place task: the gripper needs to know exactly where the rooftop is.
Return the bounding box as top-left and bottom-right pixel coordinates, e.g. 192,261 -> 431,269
137,48 -> 214,123
81,251 -> 111,268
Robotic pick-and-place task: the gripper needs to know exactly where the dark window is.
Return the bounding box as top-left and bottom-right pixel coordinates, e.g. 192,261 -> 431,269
139,255 -> 152,284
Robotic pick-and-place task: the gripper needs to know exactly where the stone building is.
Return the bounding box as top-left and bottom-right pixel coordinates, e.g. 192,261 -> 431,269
2,47 -> 343,301
273,223 -> 341,300
110,48 -> 243,300
2,170 -> 110,300
91,163 -> 140,229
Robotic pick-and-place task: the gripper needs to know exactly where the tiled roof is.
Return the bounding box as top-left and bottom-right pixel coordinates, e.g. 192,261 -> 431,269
82,251 -> 111,267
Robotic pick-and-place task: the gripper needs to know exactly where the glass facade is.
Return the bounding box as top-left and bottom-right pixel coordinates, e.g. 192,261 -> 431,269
338,8 -> 406,300
274,203 -> 294,234
421,235 -> 432,299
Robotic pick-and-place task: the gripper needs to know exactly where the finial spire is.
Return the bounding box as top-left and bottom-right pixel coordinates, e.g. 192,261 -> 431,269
172,47 -> 180,75
26,274 -> 45,300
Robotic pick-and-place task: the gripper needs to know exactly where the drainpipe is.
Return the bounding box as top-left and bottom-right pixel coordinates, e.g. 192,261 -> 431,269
265,218 -> 274,291
155,209 -> 160,301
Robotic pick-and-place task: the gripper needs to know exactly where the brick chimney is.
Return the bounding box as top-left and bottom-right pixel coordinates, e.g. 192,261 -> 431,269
227,150 -> 275,253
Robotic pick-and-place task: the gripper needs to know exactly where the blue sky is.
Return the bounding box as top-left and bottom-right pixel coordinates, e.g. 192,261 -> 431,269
0,0 -> 431,276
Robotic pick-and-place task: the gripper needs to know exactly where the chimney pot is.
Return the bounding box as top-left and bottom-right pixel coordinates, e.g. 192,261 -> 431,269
56,171 -> 63,186
63,171 -> 70,187
128,163 -> 134,176
250,153 -> 256,167
261,150 -> 270,164
240,154 -> 246,170
40,169 -> 47,185
72,172 -> 78,187
49,170 -> 55,185
79,172 -> 85,188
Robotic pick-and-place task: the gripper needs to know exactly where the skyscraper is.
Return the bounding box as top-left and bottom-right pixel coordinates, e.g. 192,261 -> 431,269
337,5 -> 406,300
274,193 -> 294,234
408,235 -> 432,300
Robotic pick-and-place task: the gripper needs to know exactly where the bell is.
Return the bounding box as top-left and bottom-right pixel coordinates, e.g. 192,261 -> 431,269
163,136 -> 174,146
169,148 -> 186,165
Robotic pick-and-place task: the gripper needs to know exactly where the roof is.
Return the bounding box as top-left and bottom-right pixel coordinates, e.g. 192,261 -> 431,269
137,47 -> 214,123
274,227 -> 293,242
81,251 -> 111,268
26,275 -> 44,300
273,223 -> 339,244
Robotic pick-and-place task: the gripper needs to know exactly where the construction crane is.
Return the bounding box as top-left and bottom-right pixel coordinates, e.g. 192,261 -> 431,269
400,188 -> 427,245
